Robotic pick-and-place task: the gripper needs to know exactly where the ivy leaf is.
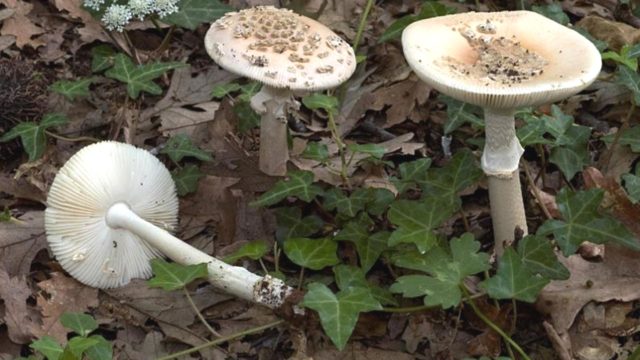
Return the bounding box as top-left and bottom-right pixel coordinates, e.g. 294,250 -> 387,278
234,101 -> 261,133
301,142 -> 329,162
211,82 -> 241,98
30,336 -> 63,360
301,283 -> 382,350
333,265 -> 397,306
60,313 -> 97,337
91,45 -> 115,72
0,113 -> 68,161
480,248 -> 549,302
605,125 -> 640,152
50,78 -> 95,101
302,93 -> 339,114
378,1 -> 455,43
348,143 -> 385,159
323,188 -> 368,218
516,112 -> 553,146
388,196 -> 455,253
66,337 -> 101,358
616,65 -> 640,104
105,54 -> 185,99
440,95 -> 484,134
517,235 -> 569,280
171,164 -> 204,196
398,158 -> 432,183
378,14 -> 417,43
162,0 -> 232,30
549,126 -> 591,180
84,336 -> 113,360
161,134 -> 213,163
223,240 -> 269,264
335,214 -> 388,272
275,207 -> 323,241
283,238 -> 339,270
602,44 -> 638,71
623,171 -> 640,203
532,3 -> 570,25
391,233 -> 490,308
537,188 -> 640,255
147,259 -> 209,291
365,188 -> 395,216
251,171 -> 323,207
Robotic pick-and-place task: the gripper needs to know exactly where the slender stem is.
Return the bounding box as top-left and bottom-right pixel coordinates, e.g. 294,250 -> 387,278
522,160 -> 552,220
381,293 -> 485,313
603,103 -> 635,171
45,131 -> 99,143
461,286 -> 531,360
183,287 -> 221,338
327,111 -> 348,182
297,267 -> 305,290
154,25 -> 176,55
352,0 -> 374,53
157,320 -> 285,360
258,258 -> 269,274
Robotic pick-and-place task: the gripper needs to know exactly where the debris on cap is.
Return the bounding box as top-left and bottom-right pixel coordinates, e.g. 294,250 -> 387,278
205,6 -> 356,91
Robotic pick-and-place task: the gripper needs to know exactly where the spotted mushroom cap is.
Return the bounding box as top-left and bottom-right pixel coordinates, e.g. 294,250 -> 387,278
402,11 -> 602,109
45,141 -> 178,289
204,6 -> 356,91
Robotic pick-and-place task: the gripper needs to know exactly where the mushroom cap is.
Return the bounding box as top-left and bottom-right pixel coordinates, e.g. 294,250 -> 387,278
45,141 -> 178,288
204,6 -> 356,91
402,11 -> 602,109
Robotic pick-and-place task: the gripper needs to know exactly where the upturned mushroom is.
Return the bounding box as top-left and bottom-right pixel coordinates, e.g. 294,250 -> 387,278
45,141 -> 293,309
402,11 -> 601,253
205,6 -> 356,176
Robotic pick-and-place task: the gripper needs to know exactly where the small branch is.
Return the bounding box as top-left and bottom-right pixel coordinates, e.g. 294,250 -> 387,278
522,161 -> 553,220
183,287 -> 221,338
45,131 -> 99,143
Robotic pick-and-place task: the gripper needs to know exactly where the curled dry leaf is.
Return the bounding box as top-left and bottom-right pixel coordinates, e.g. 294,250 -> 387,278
0,267 -> 39,344
0,211 -> 47,277
369,75 -> 431,128
576,15 -> 640,51
0,0 -> 44,48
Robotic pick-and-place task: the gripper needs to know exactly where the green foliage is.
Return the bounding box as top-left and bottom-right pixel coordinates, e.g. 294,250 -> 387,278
335,213 -> 389,272
302,142 -> 330,162
302,93 -> 339,115
602,44 -> 640,71
224,240 -> 270,264
348,143 -> 386,159
275,207 -> 324,241
50,78 -> 95,101
171,164 -> 204,196
616,65 -> 640,104
517,235 -> 569,280
538,188 -> 640,255
105,54 -> 185,99
147,259 -> 209,291
605,124 -> 640,152
391,234 -> 490,308
333,265 -> 397,306
0,113 -> 68,161
301,282 -> 382,350
323,188 -> 369,218
379,1 -> 456,43
283,237 -> 339,270
623,165 -> 640,203
160,134 -> 213,163
162,0 -> 232,30
29,313 -> 112,360
91,45 -> 115,73
531,2 -> 569,25
212,81 -> 262,133
251,171 -> 323,207
440,95 -> 484,135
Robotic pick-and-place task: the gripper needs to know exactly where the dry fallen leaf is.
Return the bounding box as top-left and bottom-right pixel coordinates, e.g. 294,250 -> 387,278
576,15 -> 640,51
0,0 -> 44,48
0,267 -> 39,344
370,75 -> 431,128
52,0 -> 109,43
0,211 -> 47,277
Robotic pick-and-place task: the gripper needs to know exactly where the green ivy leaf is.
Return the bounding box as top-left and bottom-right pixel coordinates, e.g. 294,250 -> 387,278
549,126 -> 591,180
398,158 -> 432,183
391,233 -> 490,308
301,142 -> 329,162
335,214 -> 388,272
50,78 -> 95,101
537,188 -> 640,255
517,235 -> 569,280
602,44 -> 638,71
323,188 -> 369,218
333,265 -> 396,306
211,82 -> 241,98
105,54 -> 185,99
162,0 -> 232,30
171,164 -> 204,196
60,313 -> 98,337
378,1 -> 455,43
251,171 -> 323,207
532,3 -> 570,25
387,196 -> 455,253
84,335 -> 113,360
517,112 -> 553,146
301,282 -> 382,350
66,336 -> 101,358
30,336 -> 63,360
233,101 -> 261,133
481,248 -> 549,302
616,65 -> 640,104
348,143 -> 386,159
605,124 -> 640,152
91,45 -> 115,73
223,240 -> 270,264
160,134 -> 213,163
440,95 -> 484,134
147,259 -> 209,291
0,113 -> 68,161
283,237 -> 339,270
623,170 -> 640,203
275,207 -> 323,241
302,93 -> 339,114
365,188 -> 395,216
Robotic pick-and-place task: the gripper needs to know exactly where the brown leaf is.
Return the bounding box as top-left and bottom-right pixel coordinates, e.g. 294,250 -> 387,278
576,15 -> 640,51
159,102 -> 220,137
0,267 -> 39,343
0,0 -> 44,48
36,273 -> 99,344
0,211 -> 47,277
52,0 -> 109,43
370,76 -> 431,128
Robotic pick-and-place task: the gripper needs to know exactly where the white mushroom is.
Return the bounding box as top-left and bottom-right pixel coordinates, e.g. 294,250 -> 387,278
402,11 -> 601,253
205,6 -> 356,176
45,141 -> 293,309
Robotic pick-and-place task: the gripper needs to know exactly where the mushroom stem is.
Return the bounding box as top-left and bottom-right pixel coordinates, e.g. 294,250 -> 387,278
106,202 -> 292,309
251,86 -> 294,176
481,108 -> 528,254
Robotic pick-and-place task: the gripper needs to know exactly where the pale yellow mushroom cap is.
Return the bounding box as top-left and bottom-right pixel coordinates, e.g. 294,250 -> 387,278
204,6 -> 356,91
45,142 -> 178,288
402,11 -> 602,109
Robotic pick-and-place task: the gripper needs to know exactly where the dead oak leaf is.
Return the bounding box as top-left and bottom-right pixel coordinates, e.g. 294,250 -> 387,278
370,76 -> 431,128
36,272 -> 99,344
0,211 -> 47,277
52,0 -> 109,43
0,0 -> 44,48
0,267 -> 39,344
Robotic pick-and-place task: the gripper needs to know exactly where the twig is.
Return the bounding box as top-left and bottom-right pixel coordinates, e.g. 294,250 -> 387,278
183,287 -> 221,338
45,131 -> 100,143
522,161 -> 553,220
602,103 -> 636,171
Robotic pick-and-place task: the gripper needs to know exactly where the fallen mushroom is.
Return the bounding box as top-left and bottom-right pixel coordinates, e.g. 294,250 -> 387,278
45,141 -> 293,309
402,11 -> 601,253
204,6 -> 356,176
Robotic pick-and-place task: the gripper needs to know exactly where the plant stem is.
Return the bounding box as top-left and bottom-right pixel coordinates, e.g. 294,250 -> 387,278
522,160 -> 553,220
327,111 -> 348,183
45,131 -> 99,143
157,320 -> 285,360
603,103 -> 635,171
297,267 -> 305,290
183,287 -> 221,338
461,286 -> 531,360
381,293 -> 485,313
352,0 -> 374,53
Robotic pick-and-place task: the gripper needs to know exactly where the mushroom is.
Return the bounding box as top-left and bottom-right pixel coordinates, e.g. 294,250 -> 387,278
204,6 -> 356,176
401,11 -> 601,253
45,141 -> 293,309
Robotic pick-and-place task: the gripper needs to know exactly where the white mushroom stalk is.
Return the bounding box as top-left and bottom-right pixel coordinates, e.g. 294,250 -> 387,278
45,141 -> 292,309
401,11 -> 601,254
204,6 -> 356,176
